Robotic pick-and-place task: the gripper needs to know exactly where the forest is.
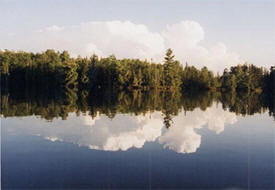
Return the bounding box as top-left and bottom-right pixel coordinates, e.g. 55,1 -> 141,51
1,49 -> 274,94
1,49 -> 274,124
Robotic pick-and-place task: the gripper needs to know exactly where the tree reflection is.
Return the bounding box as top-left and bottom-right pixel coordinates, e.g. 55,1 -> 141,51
1,87 -> 274,122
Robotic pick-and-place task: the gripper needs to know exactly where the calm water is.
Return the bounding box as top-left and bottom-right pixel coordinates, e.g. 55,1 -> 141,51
1,102 -> 275,189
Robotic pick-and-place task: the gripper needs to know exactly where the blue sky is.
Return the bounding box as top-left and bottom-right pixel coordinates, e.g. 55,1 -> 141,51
0,0 -> 274,71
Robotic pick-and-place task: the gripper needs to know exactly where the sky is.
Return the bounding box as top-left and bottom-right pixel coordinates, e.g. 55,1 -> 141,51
0,0 -> 274,72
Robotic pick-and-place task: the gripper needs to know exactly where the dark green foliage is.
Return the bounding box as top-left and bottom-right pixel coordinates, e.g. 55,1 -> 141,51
0,49 -> 78,94
220,64 -> 270,92
181,64 -> 218,91
0,49 -> 273,95
163,49 -> 182,89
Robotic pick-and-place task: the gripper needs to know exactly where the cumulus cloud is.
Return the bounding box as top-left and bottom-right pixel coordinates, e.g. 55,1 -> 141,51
1,20 -> 242,72
5,104 -> 237,153
162,21 -> 241,72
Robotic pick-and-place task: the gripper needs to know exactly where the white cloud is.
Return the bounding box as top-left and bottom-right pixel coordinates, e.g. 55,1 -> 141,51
162,21 -> 242,72
4,104 -> 237,153
1,20 -> 242,72
163,21 -> 205,49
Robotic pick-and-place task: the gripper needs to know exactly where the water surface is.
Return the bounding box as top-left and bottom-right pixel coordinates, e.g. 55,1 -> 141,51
2,101 -> 274,189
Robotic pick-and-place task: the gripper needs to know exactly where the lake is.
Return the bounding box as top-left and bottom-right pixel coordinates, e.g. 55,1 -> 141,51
1,90 -> 275,189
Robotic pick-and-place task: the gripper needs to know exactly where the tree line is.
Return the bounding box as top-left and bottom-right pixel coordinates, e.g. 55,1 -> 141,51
1,49 -> 274,94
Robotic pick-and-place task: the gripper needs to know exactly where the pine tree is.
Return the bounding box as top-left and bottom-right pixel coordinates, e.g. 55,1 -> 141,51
163,49 -> 182,89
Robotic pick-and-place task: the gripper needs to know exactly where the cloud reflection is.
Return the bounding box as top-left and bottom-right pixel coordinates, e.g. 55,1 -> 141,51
5,104 -> 237,154
159,105 -> 237,153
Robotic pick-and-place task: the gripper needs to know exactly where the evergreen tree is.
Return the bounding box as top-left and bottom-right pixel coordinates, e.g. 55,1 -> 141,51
163,49 -> 182,89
